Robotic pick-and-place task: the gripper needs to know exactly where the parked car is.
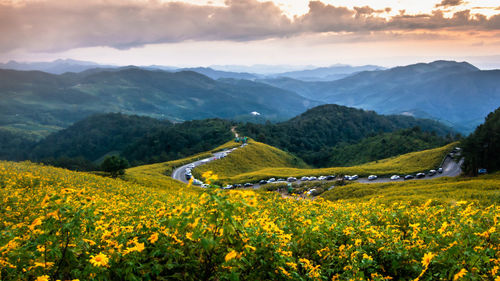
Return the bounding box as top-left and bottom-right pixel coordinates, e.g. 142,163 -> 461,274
343,175 -> 351,180
368,175 -> 378,181
318,176 -> 327,181
259,180 -> 268,185
244,183 -> 253,187
287,177 -> 297,182
300,176 -> 309,181
234,184 -> 242,188
350,175 -> 359,180
390,175 -> 400,180
306,189 -> 316,195
404,175 -> 415,180
326,175 -> 336,180
223,184 -> 233,189
188,164 -> 195,168
277,178 -> 285,182
416,173 -> 426,178
478,168 -> 488,174
428,169 -> 437,176
309,176 -> 318,181
268,178 -> 276,183
438,167 -> 443,173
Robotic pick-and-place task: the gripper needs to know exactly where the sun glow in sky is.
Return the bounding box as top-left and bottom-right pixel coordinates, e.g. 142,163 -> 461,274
1,0 -> 499,68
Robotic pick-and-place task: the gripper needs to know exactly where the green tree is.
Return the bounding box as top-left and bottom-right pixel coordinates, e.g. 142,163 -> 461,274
101,155 -> 129,177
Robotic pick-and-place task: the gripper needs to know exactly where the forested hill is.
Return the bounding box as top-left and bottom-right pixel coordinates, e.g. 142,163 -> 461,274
0,68 -> 316,136
238,104 -> 456,166
28,113 -> 235,170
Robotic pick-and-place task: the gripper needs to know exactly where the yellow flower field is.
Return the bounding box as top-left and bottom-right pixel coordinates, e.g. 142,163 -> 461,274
1,161 -> 499,280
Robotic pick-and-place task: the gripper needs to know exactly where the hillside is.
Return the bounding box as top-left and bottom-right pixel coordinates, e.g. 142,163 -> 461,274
261,61 -> 499,133
0,68 -> 316,135
462,106 -> 500,175
327,127 -> 450,167
321,172 -> 500,205
239,104 -> 456,166
210,142 -> 456,184
192,139 -> 308,181
26,114 -> 235,169
1,159 -> 498,280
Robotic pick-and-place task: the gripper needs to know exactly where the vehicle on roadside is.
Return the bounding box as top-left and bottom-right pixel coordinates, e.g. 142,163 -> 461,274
416,173 -> 426,178
309,176 -> 318,181
404,175 -> 415,180
350,175 -> 359,180
390,175 -> 400,180
234,184 -> 242,188
438,167 -> 443,173
201,184 -> 209,188
259,180 -> 268,185
306,189 -> 316,195
268,178 -> 276,183
188,164 -> 195,168
300,176 -> 309,181
244,183 -> 253,187
277,178 -> 285,182
287,177 -> 297,182
428,169 -> 437,176
478,168 -> 487,174
318,176 -> 327,181
223,184 -> 233,189
368,175 -> 378,181
343,175 -> 351,180
326,175 -> 336,180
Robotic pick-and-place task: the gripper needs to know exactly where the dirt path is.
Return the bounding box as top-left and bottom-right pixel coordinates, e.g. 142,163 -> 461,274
231,126 -> 239,138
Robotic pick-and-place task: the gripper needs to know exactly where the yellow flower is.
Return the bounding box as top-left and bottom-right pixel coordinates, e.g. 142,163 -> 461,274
36,275 -> 50,281
148,232 -> 159,244
29,217 -> 43,231
453,268 -> 467,280
421,252 -> 436,267
225,250 -> 238,262
89,252 -> 109,267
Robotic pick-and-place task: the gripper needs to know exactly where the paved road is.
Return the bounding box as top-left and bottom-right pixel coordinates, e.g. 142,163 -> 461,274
171,147 -> 242,184
172,147 -> 463,188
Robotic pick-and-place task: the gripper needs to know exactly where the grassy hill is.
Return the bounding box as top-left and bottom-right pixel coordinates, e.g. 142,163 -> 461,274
1,159 -> 499,280
321,173 -> 500,205
192,139 -> 308,181
126,141 -> 241,189
209,142 -> 456,184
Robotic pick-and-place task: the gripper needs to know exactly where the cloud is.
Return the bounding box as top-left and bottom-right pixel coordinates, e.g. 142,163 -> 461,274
0,0 -> 499,53
435,0 -> 465,8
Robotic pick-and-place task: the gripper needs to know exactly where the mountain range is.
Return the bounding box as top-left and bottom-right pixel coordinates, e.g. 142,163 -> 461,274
0,59 -> 499,134
260,61 -> 500,133
0,67 -> 316,136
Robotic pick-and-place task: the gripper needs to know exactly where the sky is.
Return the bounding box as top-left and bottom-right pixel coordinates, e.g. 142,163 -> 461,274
1,0 -> 500,69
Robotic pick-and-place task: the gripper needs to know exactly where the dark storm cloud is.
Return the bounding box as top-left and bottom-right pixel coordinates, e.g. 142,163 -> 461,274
435,0 -> 465,8
0,0 -> 499,52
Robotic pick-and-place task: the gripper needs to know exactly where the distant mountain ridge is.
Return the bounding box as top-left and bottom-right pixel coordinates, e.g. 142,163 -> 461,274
260,60 -> 499,133
0,68 -> 317,136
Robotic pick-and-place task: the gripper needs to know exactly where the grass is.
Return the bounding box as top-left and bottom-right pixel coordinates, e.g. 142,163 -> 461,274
321,172 -> 500,205
192,139 -> 308,182
204,142 -> 457,184
125,140 -> 242,189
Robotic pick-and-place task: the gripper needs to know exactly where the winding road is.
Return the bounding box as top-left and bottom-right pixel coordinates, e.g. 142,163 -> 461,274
172,145 -> 463,187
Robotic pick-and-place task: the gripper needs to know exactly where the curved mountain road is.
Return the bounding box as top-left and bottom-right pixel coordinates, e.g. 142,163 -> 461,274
172,146 -> 463,187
